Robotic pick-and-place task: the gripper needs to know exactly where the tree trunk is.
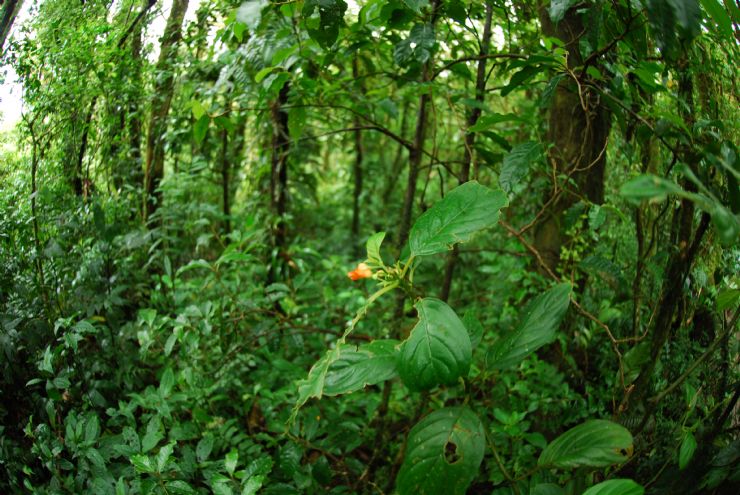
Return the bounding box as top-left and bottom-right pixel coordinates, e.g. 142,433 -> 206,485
128,13 -> 144,187
533,4 -> 612,273
0,0 -> 22,53
143,0 -> 189,220
440,0 -> 494,302
268,81 -> 290,283
75,99 -> 96,197
350,54 -> 364,255
220,128 -> 231,235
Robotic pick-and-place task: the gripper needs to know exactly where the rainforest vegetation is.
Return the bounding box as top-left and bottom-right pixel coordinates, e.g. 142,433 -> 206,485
0,0 -> 739,493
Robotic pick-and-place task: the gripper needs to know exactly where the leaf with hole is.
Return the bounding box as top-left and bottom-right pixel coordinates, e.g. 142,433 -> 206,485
396,406 -> 485,495
538,419 -> 633,469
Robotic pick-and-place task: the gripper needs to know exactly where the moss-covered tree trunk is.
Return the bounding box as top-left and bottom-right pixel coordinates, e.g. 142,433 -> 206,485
533,4 -> 612,273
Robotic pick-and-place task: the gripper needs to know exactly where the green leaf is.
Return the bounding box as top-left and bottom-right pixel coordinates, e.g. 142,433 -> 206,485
254,67 -> 273,83
193,115 -> 210,144
394,24 -> 436,67
500,65 -> 539,96
156,442 -> 175,472
621,175 -> 740,245
324,340 -> 400,396
396,406 -> 485,495
402,0 -> 430,13
302,0 -> 348,48
538,419 -> 633,469
288,106 -> 306,140
467,113 -> 524,133
620,175 -> 684,202
672,0 -> 703,38
488,283 -> 571,369
293,345 -> 343,419
86,448 -> 106,468
191,99 -> 207,120
130,454 -> 155,473
499,141 -> 543,195
717,288 -> 740,311
159,368 -> 175,396
225,449 -> 239,475
462,311 -> 484,349
166,480 -> 198,495
409,181 -> 507,257
647,0 -> 679,57
531,483 -> 565,495
539,74 -> 564,108
549,0 -> 577,23
141,416 -> 163,453
582,479 -> 645,495
398,298 -> 471,391
84,416 -> 100,443
366,231 -> 386,265
236,0 -> 268,30
701,0 -> 733,38
679,431 -> 697,469
241,475 -> 266,495
197,434 -> 215,462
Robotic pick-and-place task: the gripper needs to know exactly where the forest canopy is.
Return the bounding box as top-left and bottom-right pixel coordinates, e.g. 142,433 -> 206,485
0,0 -> 739,494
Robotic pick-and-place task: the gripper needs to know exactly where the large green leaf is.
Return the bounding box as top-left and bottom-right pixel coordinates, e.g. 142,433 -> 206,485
323,340 -> 400,396
396,406 -> 485,495
701,0 -> 733,38
409,181 -> 507,257
582,479 -> 644,495
394,24 -> 436,67
302,0 -> 348,48
620,175 -> 684,201
487,283 -> 571,369
399,298 -> 471,391
538,420 -> 633,469
621,174 -> 740,246
549,0 -> 578,23
499,141 -> 543,194
678,431 -> 697,469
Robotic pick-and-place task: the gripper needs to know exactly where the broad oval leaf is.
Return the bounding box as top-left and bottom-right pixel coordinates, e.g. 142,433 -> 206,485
399,298 -> 471,391
394,23 -> 436,67
538,419 -> 633,469
324,340 -> 400,396
396,406 -> 485,495
582,479 -> 645,495
487,283 -> 571,369
678,430 -> 697,470
500,141 -> 543,195
620,175 -> 684,202
409,181 -> 507,257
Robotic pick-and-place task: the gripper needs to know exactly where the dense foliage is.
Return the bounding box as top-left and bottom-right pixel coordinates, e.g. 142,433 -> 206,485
1,0 -> 738,494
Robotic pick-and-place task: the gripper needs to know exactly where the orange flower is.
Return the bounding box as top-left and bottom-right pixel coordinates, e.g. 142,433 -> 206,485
347,262 -> 372,281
